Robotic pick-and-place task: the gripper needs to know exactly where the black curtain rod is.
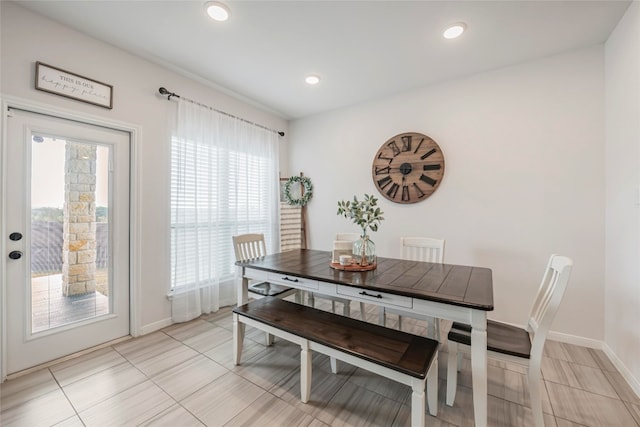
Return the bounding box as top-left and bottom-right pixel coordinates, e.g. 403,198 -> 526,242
158,87 -> 285,137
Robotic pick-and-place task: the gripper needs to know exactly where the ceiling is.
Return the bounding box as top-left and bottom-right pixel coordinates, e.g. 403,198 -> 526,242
15,0 -> 631,120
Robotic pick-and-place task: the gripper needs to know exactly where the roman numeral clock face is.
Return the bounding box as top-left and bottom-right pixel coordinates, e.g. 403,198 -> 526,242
372,132 -> 445,204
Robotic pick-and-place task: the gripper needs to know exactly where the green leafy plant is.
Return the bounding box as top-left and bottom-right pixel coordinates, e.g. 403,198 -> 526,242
336,194 -> 384,237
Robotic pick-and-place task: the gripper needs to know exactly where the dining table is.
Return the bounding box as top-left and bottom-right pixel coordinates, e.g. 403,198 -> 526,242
235,248 -> 494,427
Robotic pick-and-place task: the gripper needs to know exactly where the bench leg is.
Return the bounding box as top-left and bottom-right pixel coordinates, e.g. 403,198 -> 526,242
410,379 -> 426,427
427,356 -> 438,416
300,340 -> 312,403
233,313 -> 245,365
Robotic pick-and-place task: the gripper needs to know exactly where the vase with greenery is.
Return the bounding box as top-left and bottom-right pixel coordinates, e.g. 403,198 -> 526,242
336,194 -> 384,267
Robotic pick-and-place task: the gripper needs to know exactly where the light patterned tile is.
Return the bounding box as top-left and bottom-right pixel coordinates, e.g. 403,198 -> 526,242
604,370 -> 640,405
0,369 -> 59,411
132,342 -> 200,378
437,382 -> 476,427
307,419 -> 332,427
232,344 -> 300,391
204,334 -> 265,369
624,400 -> 640,426
347,367 -> 412,404
113,331 -> 182,364
542,357 -> 581,387
162,318 -> 216,340
270,353 -> 354,415
544,340 -> 571,361
52,415 -> 85,427
180,371 -> 266,426
547,381 -> 638,426
78,380 -> 174,427
588,348 -> 618,373
151,354 -> 227,401
393,402 -> 457,427
486,393 -> 536,427
225,392 -> 317,426
543,357 -> 619,399
0,388 -> 76,427
50,347 -> 127,386
555,417 -> 590,427
315,381 -> 402,427
62,361 -> 147,412
571,363 -> 619,399
138,403 -> 205,426
182,326 -> 233,354
559,343 -> 599,369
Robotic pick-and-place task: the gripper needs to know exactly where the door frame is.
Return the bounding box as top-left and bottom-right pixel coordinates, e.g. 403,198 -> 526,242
0,95 -> 141,381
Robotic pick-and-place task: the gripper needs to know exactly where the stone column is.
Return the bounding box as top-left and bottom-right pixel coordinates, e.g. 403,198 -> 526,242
62,142 -> 97,296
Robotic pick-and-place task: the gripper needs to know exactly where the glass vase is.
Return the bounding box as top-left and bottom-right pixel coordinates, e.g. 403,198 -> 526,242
353,235 -> 376,267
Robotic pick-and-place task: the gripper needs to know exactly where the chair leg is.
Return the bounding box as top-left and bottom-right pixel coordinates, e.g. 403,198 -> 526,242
446,341 -> 459,406
265,332 -> 274,346
342,301 -> 350,317
308,292 -> 315,308
331,300 -> 336,313
528,362 -> 544,427
378,306 -> 387,326
359,302 -> 366,320
398,315 -> 403,331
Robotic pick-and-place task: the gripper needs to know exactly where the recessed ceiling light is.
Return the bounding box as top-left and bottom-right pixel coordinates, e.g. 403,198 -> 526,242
305,75 -> 320,85
205,1 -> 230,22
443,23 -> 466,39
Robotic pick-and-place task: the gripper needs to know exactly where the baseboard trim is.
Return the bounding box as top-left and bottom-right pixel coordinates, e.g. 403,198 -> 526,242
602,342 -> 640,399
140,318 -> 173,335
547,331 -> 603,349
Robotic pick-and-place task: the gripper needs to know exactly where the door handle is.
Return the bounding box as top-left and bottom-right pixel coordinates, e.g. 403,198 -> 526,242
8,251 -> 23,260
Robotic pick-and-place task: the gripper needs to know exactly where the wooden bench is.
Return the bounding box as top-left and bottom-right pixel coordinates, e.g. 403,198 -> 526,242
233,297 -> 439,426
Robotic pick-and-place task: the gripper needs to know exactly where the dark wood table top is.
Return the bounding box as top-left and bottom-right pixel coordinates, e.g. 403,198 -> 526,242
237,249 -> 494,311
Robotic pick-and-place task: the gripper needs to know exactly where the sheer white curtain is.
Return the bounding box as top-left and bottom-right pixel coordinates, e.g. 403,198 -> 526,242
170,98 -> 280,323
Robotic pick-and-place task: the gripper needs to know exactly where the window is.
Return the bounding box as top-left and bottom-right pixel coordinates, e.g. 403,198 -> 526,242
170,100 -> 280,299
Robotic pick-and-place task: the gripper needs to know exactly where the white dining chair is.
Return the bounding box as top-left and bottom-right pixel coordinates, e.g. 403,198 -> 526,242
379,237 -> 445,341
233,233 -> 303,300
308,233 -> 366,320
233,233 -> 304,344
445,254 -> 573,427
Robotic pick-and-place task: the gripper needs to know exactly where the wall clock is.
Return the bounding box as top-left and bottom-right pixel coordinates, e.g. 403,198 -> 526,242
371,132 -> 445,204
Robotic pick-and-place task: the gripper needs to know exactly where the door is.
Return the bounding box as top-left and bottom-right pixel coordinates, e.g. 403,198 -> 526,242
4,108 -> 130,374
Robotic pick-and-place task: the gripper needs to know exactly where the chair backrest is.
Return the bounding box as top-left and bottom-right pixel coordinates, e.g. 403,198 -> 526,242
401,237 -> 445,263
335,232 -> 360,242
232,233 -> 268,262
527,254 -> 573,358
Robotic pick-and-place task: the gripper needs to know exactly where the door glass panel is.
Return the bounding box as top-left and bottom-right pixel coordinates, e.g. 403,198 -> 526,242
30,134 -> 110,333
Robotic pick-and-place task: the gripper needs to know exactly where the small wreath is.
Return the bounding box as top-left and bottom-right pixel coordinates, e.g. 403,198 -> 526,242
284,176 -> 313,207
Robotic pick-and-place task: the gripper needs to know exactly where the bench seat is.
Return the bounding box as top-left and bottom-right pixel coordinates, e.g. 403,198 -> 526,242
233,297 -> 439,426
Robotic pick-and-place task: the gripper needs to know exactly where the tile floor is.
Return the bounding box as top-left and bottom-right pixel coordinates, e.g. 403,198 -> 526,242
2,299 -> 639,427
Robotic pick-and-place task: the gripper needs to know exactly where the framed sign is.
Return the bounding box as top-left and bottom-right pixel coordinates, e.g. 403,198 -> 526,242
35,62 -> 113,109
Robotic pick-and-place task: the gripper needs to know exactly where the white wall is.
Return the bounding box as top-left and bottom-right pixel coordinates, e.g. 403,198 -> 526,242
0,2 -> 289,332
605,2 -> 640,394
290,46 -> 606,342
